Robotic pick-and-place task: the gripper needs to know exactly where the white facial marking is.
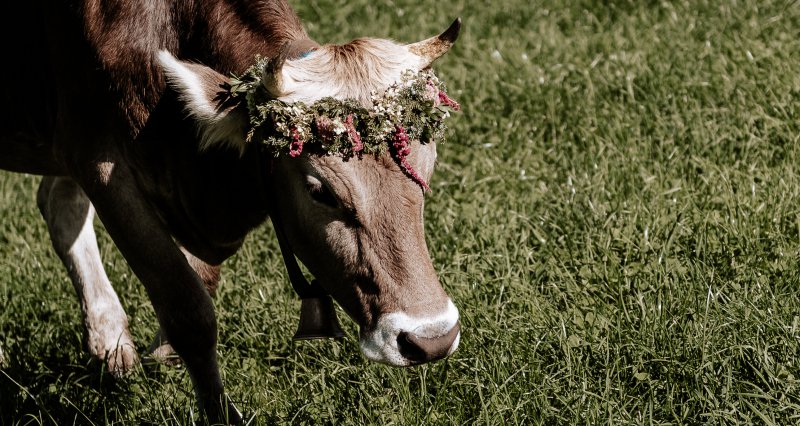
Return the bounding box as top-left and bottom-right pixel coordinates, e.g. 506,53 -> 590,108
360,299 -> 460,366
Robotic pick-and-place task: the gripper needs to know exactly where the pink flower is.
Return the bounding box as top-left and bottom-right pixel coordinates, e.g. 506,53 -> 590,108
392,126 -> 430,192
426,80 -> 440,104
316,116 -> 334,143
345,114 -> 363,153
438,91 -> 460,111
392,125 -> 411,157
289,127 -> 303,157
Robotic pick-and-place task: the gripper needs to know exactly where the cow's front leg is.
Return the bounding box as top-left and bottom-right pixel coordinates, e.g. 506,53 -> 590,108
75,161 -> 241,424
37,176 -> 137,374
147,248 -> 222,366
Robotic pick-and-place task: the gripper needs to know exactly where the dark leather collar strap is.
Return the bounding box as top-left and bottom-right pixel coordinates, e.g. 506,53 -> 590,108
269,213 -> 324,300
269,203 -> 345,340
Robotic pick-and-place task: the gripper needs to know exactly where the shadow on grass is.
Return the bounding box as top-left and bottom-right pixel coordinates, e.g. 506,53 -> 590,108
0,345 -> 130,424
0,333 -> 202,425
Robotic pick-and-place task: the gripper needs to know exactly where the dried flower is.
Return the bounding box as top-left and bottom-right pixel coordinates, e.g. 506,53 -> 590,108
316,116 -> 334,143
345,114 -> 363,153
438,91 -> 460,111
392,126 -> 430,192
289,127 -> 303,157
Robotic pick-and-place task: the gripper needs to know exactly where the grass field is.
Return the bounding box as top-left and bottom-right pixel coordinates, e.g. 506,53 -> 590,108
3,0 -> 800,424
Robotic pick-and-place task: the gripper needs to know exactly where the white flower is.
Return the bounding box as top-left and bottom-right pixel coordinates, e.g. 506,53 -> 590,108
332,119 -> 346,135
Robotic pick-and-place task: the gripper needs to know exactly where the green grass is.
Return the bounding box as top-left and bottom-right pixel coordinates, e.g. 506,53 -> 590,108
3,0 -> 800,424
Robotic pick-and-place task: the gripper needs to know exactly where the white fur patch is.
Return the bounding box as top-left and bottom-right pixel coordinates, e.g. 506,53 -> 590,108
359,299 -> 460,366
97,161 -> 115,185
67,206 -> 128,330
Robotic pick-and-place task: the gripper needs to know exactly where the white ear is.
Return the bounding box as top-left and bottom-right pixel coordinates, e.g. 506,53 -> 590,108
157,50 -> 247,152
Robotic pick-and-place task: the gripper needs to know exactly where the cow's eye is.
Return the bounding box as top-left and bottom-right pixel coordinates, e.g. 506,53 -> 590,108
306,178 -> 338,208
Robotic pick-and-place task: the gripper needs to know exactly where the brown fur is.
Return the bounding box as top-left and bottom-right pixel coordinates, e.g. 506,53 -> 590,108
78,0 -> 309,132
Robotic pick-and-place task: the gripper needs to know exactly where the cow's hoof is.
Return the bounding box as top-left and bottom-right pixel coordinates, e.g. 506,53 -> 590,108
86,329 -> 139,375
104,343 -> 139,376
143,328 -> 182,367
225,401 -> 244,426
205,397 -> 243,426
145,342 -> 182,366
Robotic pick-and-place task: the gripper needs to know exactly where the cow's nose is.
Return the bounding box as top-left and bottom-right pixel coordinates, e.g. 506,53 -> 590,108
397,322 -> 460,364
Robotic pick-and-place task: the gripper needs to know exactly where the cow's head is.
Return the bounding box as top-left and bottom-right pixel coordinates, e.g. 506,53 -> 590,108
159,19 -> 461,366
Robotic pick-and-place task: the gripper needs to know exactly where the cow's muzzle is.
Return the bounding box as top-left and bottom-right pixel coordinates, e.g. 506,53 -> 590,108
396,322 -> 460,364
359,299 -> 460,366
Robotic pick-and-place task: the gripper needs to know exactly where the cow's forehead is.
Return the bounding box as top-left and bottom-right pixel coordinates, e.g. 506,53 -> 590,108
277,38 -> 425,105
300,140 -> 437,198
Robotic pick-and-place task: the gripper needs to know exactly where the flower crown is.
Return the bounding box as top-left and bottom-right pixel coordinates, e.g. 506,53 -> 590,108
227,58 -> 460,191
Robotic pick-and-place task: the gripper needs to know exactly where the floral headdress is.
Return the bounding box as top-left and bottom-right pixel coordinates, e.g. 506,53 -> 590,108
227,58 -> 460,191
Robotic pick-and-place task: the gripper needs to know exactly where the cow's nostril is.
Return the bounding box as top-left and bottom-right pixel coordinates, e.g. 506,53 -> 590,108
396,322 -> 460,364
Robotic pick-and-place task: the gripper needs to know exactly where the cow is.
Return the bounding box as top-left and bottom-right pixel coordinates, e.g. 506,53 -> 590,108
0,0 -> 461,422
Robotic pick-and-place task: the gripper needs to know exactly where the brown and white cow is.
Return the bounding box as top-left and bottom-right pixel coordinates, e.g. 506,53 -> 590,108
0,0 -> 460,422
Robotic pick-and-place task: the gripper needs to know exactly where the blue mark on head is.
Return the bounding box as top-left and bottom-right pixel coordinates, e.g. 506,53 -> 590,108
300,50 -> 315,59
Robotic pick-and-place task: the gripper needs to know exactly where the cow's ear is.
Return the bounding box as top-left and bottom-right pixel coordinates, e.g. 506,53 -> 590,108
158,51 -> 247,152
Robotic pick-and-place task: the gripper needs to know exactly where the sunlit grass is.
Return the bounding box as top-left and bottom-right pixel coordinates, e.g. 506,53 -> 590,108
2,0 -> 800,424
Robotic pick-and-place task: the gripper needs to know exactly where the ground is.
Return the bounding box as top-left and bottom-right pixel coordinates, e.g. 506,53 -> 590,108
2,0 -> 800,424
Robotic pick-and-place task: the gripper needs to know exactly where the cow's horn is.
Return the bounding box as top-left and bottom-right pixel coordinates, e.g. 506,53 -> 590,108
407,18 -> 461,67
261,54 -> 287,98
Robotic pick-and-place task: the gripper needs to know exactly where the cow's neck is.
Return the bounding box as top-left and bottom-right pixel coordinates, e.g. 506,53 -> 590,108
130,93 -> 272,266
96,0 -> 312,264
